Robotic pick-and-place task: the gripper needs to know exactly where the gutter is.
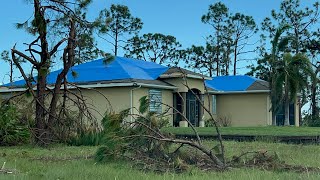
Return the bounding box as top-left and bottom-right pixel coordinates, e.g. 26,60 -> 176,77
208,90 -> 270,94
159,74 -> 212,80
130,83 -> 142,122
0,82 -> 177,93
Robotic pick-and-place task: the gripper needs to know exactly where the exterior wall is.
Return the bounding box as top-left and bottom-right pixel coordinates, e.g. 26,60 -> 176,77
162,78 -> 206,93
73,87 -> 173,124
215,93 -> 272,126
79,87 -> 132,121
0,87 -> 173,126
203,94 -> 218,120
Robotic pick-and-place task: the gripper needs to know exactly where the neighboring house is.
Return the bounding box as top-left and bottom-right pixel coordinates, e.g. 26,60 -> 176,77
0,57 -> 300,127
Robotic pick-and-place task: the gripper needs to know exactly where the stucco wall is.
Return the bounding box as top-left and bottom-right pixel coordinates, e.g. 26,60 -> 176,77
215,93 -> 272,126
162,78 -> 206,93
78,87 -> 132,121
1,86 -> 277,127
68,87 -> 174,125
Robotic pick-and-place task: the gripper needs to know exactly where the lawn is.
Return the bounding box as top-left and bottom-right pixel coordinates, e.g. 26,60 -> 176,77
163,126 -> 320,137
1,141 -> 320,179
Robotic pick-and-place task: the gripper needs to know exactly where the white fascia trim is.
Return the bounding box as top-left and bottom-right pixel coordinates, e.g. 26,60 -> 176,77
208,90 -> 270,94
0,88 -> 28,92
160,74 -> 212,80
0,82 -> 177,93
137,83 -> 177,90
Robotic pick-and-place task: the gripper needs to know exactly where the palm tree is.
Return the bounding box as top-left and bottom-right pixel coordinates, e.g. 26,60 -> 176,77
269,24 -> 291,125
269,25 -> 314,126
273,53 -> 313,125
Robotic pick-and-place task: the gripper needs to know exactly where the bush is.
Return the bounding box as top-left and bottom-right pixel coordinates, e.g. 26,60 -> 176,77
0,104 -> 30,145
68,129 -> 103,146
302,114 -> 320,127
205,116 -> 231,127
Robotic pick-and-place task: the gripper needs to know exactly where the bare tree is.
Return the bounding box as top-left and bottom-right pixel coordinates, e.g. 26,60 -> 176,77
10,0 -> 95,145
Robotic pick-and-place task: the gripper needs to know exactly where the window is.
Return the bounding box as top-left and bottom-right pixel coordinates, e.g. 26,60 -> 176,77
212,95 -> 217,114
149,89 -> 162,113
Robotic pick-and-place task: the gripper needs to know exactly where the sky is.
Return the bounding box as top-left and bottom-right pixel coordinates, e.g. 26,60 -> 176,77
0,0 -> 315,84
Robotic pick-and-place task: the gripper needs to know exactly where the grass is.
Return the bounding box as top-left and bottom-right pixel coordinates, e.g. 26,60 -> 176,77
0,141 -> 320,179
163,126 -> 320,136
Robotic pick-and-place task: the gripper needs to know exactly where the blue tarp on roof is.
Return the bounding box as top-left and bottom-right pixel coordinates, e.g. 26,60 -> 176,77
7,56 -> 169,86
205,75 -> 258,91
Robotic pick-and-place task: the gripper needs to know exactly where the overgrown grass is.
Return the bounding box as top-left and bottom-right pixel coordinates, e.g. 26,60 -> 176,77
163,126 -> 320,136
0,141 -> 320,179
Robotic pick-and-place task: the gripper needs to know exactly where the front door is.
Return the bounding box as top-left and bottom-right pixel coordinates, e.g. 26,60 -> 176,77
186,90 -> 200,126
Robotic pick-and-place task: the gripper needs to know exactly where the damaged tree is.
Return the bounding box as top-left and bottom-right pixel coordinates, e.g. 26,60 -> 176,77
95,77 -> 226,170
10,0 -> 96,145
95,84 -> 320,173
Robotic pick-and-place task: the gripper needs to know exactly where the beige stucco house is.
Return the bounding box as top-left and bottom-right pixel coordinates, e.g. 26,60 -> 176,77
0,57 -> 300,127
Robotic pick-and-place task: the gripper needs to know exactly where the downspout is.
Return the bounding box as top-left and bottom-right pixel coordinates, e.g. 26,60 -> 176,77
130,83 -> 142,122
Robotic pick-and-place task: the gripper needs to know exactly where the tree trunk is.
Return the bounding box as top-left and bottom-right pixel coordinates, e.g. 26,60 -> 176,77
115,33 -> 118,56
284,99 -> 290,126
114,19 -> 119,56
216,58 -> 219,76
9,60 -> 13,84
284,75 -> 290,126
47,19 -> 75,138
35,70 -> 49,143
311,70 -> 319,117
272,113 -> 277,126
233,39 -> 238,76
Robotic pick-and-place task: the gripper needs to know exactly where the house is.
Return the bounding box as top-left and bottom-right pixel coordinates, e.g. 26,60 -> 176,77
0,57 -> 300,127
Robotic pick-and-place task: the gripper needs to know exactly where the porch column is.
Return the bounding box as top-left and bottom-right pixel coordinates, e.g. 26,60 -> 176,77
179,92 -> 188,127
181,92 -> 187,120
199,94 -> 204,124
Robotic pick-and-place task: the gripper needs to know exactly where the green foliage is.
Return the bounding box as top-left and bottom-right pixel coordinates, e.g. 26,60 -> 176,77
95,98 -> 171,164
124,33 -> 183,66
138,96 -> 149,114
303,114 -> 320,127
102,53 -> 115,64
199,2 -> 258,76
184,43 -> 216,76
205,117 -> 230,127
246,54 -> 271,81
97,4 -> 143,55
68,130 -> 103,146
95,109 -> 130,162
0,104 -> 30,146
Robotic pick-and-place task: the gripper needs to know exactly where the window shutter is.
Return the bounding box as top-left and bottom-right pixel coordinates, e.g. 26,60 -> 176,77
149,89 -> 162,113
212,95 -> 217,114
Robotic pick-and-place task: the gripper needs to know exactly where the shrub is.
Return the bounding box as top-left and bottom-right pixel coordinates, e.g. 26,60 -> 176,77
205,116 -> 231,127
0,104 -> 30,145
302,114 -> 320,127
68,129 -> 103,146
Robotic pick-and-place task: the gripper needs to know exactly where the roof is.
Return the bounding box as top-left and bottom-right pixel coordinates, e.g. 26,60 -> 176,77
205,75 -> 269,93
3,56 -> 267,94
5,57 -> 169,87
160,67 -> 211,80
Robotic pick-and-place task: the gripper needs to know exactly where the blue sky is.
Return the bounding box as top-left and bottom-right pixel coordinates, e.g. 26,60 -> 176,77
0,0 -> 315,84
